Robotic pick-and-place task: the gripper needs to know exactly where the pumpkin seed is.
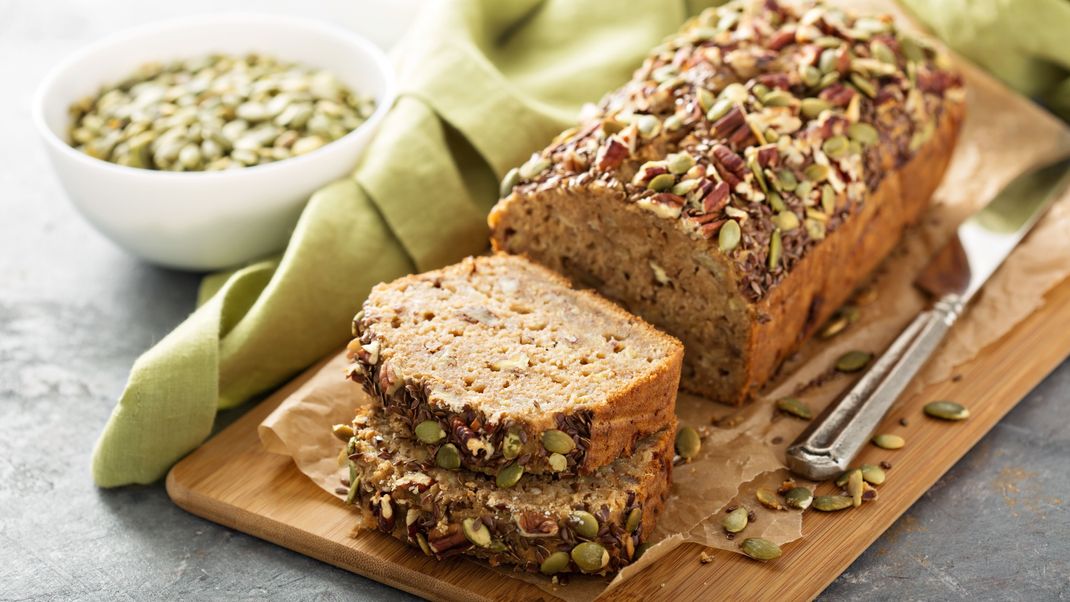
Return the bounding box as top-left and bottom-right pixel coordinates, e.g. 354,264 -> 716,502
672,178 -> 701,196
719,220 -> 742,252
756,488 -> 785,510
568,511 -> 600,539
804,163 -> 830,182
820,315 -> 849,339
805,218 -> 827,240
772,211 -> 800,232
436,443 -> 461,470
923,401 -> 970,421
416,532 -> 433,556
626,507 -> 643,533
707,98 -> 733,122
332,424 -> 354,441
822,135 -> 850,160
637,114 -> 662,139
667,152 -> 695,175
540,551 -> 571,575
776,397 -> 813,420
496,462 -> 524,488
345,475 -> 360,504
872,40 -> 897,64
784,487 -> 813,510
847,469 -> 864,507
500,167 -> 520,197
675,426 -> 701,459
872,433 -> 905,450
548,452 -> 568,472
819,49 -> 839,74
812,495 -> 853,512
768,190 -> 786,212
850,73 -> 877,98
541,429 -> 576,454
774,169 -> 798,192
414,420 -> 445,444
519,155 -> 551,179
697,88 -> 717,112
847,122 -> 879,146
740,538 -> 782,561
501,429 -> 522,460
860,464 -> 886,486
722,506 -> 749,533
899,35 -> 926,63
647,173 -> 677,192
462,518 -> 492,547
821,184 -> 837,213
836,350 -> 873,373
800,98 -> 830,119
801,65 -> 822,88
762,90 -> 795,107
571,541 -> 610,573
768,229 -> 782,270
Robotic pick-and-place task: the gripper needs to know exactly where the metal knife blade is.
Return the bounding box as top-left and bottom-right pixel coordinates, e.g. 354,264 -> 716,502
786,157 -> 1070,481
916,158 -> 1070,301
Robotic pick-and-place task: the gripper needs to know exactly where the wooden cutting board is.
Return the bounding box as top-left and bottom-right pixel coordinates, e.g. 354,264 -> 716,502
168,275 -> 1070,601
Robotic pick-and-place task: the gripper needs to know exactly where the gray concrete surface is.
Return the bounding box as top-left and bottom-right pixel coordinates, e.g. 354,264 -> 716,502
1,1 -> 1067,600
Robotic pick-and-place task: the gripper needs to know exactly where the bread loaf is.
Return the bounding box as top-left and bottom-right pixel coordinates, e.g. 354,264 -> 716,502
346,254 -> 683,479
340,406 -> 674,575
489,0 -> 965,404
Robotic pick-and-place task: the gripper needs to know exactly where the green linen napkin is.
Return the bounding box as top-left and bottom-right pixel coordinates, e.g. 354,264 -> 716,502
92,0 -> 717,486
900,0 -> 1070,120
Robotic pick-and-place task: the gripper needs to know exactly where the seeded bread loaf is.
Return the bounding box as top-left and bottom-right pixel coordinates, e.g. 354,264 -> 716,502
346,254 -> 683,479
340,406 -> 674,575
489,0 -> 965,405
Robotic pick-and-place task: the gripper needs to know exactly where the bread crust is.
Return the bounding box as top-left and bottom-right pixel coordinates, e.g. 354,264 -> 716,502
342,407 -> 675,574
733,101 -> 965,403
347,255 -> 683,475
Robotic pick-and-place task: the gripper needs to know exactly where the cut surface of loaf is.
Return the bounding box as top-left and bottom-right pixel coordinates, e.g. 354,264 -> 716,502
340,406 -> 674,575
346,254 -> 683,479
490,0 -> 965,404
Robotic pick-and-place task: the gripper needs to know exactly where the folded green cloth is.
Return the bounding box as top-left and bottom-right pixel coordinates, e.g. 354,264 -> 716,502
92,0 -> 717,486
900,0 -> 1070,120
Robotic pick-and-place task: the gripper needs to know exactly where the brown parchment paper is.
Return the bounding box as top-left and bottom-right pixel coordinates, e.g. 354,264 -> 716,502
258,6 -> 1070,599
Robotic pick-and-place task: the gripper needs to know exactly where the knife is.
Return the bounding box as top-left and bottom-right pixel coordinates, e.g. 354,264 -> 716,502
786,157 -> 1070,481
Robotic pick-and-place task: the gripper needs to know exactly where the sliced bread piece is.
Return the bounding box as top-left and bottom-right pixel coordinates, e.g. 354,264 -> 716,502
346,254 -> 683,481
340,406 -> 674,575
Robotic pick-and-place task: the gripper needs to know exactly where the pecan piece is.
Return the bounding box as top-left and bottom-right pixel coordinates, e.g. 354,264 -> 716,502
428,524 -> 470,555
515,512 -> 560,538
712,145 -> 747,182
702,181 -> 731,214
712,106 -> 746,138
595,136 -> 629,171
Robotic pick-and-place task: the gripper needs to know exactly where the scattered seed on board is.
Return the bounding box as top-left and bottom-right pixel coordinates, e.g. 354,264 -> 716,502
776,397 -> 813,420
756,488 -> 785,510
836,350 -> 874,372
740,538 -> 782,561
923,401 -> 970,421
812,495 -> 853,512
783,487 -> 813,510
872,433 -> 905,449
722,506 -> 749,533
676,426 -> 702,459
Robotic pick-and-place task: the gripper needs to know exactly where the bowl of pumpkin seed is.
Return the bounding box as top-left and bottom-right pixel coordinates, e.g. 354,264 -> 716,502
33,13 -> 395,270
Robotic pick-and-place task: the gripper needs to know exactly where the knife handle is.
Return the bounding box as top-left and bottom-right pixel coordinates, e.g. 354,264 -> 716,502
785,294 -> 965,480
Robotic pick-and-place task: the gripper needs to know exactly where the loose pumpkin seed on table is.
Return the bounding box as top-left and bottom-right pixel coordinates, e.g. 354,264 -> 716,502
872,433 -> 905,450
776,397 -> 813,420
740,538 -> 782,561
722,506 -> 749,533
675,426 -> 701,459
836,350 -> 873,372
812,495 -> 853,512
67,53 -> 376,171
924,401 -> 970,421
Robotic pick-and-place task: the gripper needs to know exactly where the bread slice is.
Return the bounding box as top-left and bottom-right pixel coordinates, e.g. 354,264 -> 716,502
339,406 -> 674,575
346,254 -> 683,480
489,0 -> 965,404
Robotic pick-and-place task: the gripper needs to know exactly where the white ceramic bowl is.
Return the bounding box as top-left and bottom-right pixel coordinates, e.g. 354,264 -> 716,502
33,13 -> 395,271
